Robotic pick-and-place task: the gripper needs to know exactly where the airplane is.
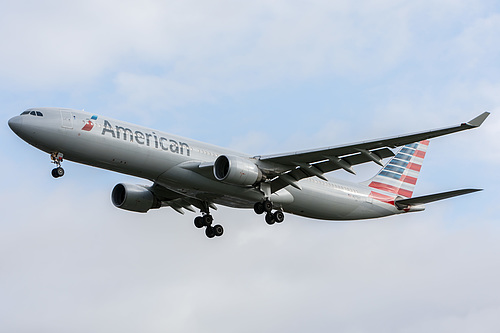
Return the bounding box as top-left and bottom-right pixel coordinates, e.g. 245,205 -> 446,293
8,108 -> 489,238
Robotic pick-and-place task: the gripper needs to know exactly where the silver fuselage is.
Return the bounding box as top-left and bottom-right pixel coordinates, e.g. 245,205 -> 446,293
9,108 -> 403,220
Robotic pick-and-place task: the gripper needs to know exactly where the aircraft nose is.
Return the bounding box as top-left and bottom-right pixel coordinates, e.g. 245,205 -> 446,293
8,116 -> 23,135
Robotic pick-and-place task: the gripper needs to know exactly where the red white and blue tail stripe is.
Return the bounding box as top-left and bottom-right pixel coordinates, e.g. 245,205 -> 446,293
368,140 -> 429,198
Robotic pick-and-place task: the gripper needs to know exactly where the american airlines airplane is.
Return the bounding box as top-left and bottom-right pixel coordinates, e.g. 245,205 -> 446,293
8,108 -> 489,238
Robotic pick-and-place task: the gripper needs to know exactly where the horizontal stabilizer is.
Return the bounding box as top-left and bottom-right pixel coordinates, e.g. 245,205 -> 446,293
395,188 -> 482,208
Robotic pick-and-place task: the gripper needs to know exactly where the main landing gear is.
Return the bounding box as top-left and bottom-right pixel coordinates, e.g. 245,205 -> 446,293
51,152 -> 65,178
253,199 -> 285,225
194,203 -> 223,238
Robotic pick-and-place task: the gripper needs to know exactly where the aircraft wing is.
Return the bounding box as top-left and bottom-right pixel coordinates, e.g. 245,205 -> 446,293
256,112 -> 489,192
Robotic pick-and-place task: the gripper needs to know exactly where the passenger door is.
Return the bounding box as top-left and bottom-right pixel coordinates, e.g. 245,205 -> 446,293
60,110 -> 73,129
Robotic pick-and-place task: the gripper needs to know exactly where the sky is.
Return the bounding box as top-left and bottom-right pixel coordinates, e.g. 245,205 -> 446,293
1,0 -> 500,332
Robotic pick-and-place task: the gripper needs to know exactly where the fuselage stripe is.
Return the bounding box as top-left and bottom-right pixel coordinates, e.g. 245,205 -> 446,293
385,164 -> 406,174
400,147 -> 416,155
400,175 -> 418,185
368,181 -> 413,198
369,191 -> 395,205
369,181 -> 399,193
380,170 -> 402,180
414,150 -> 426,158
395,153 -> 412,161
407,162 -> 422,171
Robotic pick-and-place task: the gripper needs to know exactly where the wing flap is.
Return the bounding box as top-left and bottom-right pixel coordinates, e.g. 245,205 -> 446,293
270,147 -> 394,192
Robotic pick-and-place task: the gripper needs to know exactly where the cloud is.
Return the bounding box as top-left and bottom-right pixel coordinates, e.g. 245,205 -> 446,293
402,306 -> 500,333
1,1 -> 500,332
2,1 -> 490,93
1,181 -> 499,332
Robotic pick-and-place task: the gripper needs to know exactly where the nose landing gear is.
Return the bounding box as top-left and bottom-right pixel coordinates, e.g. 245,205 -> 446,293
50,152 -> 65,178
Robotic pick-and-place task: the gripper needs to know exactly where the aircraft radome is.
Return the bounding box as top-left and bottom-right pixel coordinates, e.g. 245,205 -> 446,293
8,108 -> 489,238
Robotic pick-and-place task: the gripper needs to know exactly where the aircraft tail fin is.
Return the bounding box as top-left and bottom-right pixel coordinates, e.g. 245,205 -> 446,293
366,140 -> 430,198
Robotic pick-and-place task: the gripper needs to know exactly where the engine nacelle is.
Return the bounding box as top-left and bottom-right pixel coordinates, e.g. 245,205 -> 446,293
111,183 -> 161,213
213,155 -> 262,186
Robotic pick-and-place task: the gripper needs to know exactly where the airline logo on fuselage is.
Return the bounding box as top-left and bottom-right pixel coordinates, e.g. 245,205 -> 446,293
82,120 -> 94,131
82,115 -> 98,131
100,120 -> 190,156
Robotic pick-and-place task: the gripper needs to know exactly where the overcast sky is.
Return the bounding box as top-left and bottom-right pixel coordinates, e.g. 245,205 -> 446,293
1,1 -> 500,332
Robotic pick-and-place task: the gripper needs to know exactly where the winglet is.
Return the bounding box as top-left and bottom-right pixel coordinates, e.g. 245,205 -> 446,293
466,112 -> 490,127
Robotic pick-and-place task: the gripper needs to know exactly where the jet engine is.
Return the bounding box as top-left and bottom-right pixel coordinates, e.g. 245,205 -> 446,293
111,183 -> 161,213
213,155 -> 263,186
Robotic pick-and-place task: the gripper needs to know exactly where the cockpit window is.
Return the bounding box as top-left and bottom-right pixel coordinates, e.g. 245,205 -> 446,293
20,110 -> 44,116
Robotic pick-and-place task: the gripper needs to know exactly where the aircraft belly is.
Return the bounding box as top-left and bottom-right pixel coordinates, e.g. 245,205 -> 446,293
156,164 -> 398,218
156,166 -> 264,208
283,183 -> 396,220
157,168 -> 296,209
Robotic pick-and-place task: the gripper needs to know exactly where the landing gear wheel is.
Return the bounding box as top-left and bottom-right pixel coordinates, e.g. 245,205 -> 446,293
265,212 -> 275,225
194,216 -> 204,228
203,214 -> 213,226
50,153 -> 65,178
198,202 -> 223,238
51,167 -> 64,178
263,200 -> 273,213
274,211 -> 285,223
213,224 -> 224,237
254,202 -> 265,215
205,226 -> 216,238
